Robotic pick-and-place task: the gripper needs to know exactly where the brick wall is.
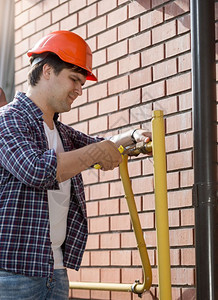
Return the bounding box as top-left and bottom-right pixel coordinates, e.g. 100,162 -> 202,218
14,0 -> 217,299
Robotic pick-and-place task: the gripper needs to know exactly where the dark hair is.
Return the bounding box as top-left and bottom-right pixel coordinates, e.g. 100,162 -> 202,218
27,53 -> 87,87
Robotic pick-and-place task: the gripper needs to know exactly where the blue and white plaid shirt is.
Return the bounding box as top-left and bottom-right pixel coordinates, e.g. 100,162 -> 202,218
0,92 -> 102,277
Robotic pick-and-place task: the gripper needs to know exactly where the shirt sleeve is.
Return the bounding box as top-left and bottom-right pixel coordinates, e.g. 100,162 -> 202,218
0,113 -> 58,189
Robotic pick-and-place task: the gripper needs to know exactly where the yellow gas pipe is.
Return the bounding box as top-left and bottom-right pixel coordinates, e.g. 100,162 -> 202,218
152,110 -> 172,300
69,145 -> 152,296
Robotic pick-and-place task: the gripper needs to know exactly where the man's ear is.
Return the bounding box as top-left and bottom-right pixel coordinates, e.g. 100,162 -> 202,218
42,64 -> 52,80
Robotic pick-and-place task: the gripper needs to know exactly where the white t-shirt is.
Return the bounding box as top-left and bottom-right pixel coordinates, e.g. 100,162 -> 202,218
43,122 -> 71,269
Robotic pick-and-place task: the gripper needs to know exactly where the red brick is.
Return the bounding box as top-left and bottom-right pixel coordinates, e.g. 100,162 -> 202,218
98,28 -> 117,49
72,121 -> 88,134
118,18 -> 139,41
88,15 -> 106,37
108,75 -> 129,95
170,228 -> 194,246
144,230 -> 157,247
153,58 -> 177,81
168,210 -> 180,227
88,82 -> 107,102
119,53 -> 140,75
89,115 -> 108,135
15,66 -> 29,85
132,176 -> 154,194
99,198 -> 119,215
168,189 -> 192,209
29,1 -> 43,21
180,169 -> 194,188
79,102 -> 97,121
142,80 -> 165,102
90,183 -> 109,200
99,167 -> 120,182
108,40 -> 128,62
179,131 -> 193,149
89,216 -> 110,233
166,33 -> 191,57
72,25 -> 87,40
178,53 -> 191,72
167,72 -> 191,95
178,14 -> 191,34
130,103 -> 152,124
98,95 -> 118,115
143,193 -> 155,211
181,248 -> 196,265
78,3 -> 97,25
127,160 -> 142,177
141,44 -> 164,67
166,111 -> 192,134
143,157 -> 154,176
141,7 -> 164,30
43,0 -> 59,12
152,20 -> 176,44
111,250 -> 131,265
100,268 -> 121,283
90,290 -> 110,300
15,38 -> 29,57
181,288 -> 196,300
15,10 -> 29,30
129,0 -> 151,17
86,201 -> 99,217
171,268 -> 194,285
111,291 -> 131,300
164,0 -> 190,20
67,268 -> 81,282
110,215 -> 131,231
91,250 -> 110,266
22,20 -> 36,39
154,96 -> 178,115
61,108 -> 78,125
120,196 -> 142,214
72,289 -> 90,299
139,212 -> 155,229
36,12 -> 51,31
86,234 -> 100,250
165,134 -> 179,153
170,248 -> 180,265
109,109 -> 129,130
120,89 -> 141,109
60,14 -> 77,30
132,249 -> 155,266
107,6 -> 127,28
100,233 -> 120,249
109,180 -> 124,198
93,49 -> 106,68
81,267 -> 100,282
52,3 -> 68,23
98,0 -> 117,15
167,172 -> 179,190
179,91 -> 192,111
81,251 -> 90,266
130,67 -> 152,89
129,31 -> 151,53
167,150 -> 193,171
121,268 -> 143,284
98,61 -> 117,81
181,208 -> 194,226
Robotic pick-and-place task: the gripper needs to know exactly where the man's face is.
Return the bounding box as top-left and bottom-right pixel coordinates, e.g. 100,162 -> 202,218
46,67 -> 86,113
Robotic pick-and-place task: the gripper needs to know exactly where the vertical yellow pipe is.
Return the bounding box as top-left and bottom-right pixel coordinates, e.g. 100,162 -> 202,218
152,110 -> 172,300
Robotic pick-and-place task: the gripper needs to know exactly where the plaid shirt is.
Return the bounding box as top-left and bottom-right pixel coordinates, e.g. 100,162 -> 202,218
0,92 -> 102,277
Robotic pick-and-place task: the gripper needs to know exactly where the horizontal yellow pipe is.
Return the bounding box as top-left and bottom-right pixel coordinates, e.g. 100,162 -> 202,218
152,110 -> 172,300
69,152 -> 152,295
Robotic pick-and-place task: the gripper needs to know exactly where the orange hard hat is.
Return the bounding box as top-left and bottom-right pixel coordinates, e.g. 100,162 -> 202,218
27,30 -> 97,81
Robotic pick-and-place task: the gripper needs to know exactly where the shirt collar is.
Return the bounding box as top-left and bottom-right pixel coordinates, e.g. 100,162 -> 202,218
14,91 -> 44,120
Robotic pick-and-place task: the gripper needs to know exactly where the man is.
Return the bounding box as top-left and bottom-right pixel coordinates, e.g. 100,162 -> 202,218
0,31 -> 150,299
